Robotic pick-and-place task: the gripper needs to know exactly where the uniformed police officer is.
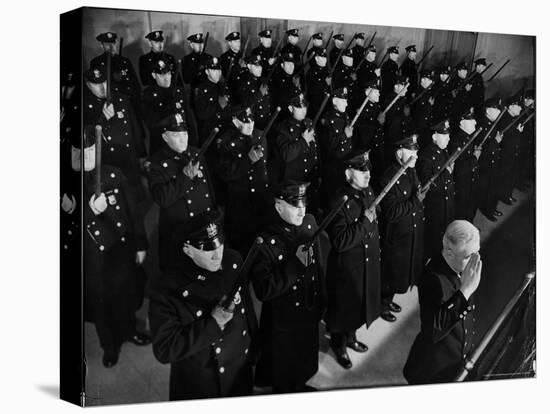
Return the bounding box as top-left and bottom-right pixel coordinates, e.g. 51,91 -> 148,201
182,33 -> 212,87
326,150 -> 380,369
251,29 -> 277,75
306,32 -> 324,59
417,119 -> 456,260
404,220 -> 481,384
149,209 -> 255,400
476,98 -> 504,221
147,113 -> 215,269
280,28 -> 303,61
449,62 -> 473,128
378,134 -> 425,322
329,34 -> 345,68
90,32 -> 141,102
83,65 -> 145,194
470,58 -> 488,120
380,46 -> 400,99
381,75 -> 410,162
77,125 -> 150,368
218,107 -> 270,256
305,47 -> 331,119
269,52 -> 302,115
516,90 -> 535,190
351,33 -> 367,69
142,59 -> 189,153
356,45 -> 380,91
139,30 -> 177,87
332,48 -> 357,105
411,70 -> 436,148
432,65 -> 454,123
219,31 -> 243,82
251,180 -> 325,393
400,45 -> 418,99
450,112 -> 481,222
319,87 -> 354,209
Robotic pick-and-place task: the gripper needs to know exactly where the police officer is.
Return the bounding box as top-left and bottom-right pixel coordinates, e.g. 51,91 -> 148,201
351,33 -> 367,69
497,95 -> 524,205
250,180 -> 325,393
449,62 -> 473,128
90,32 -> 141,103
470,58 -> 488,120
381,75 -> 410,161
147,113 -> 214,269
251,29 -> 277,75
306,32 -> 324,59
329,34 -> 345,67
412,70 -> 436,148
400,45 -> 418,98
273,92 -> 320,214
218,107 -> 270,256
305,47 -> 331,120
326,150 -> 380,369
432,65 -> 454,123
231,54 -> 272,130
378,134 -> 425,322
476,98 -> 504,221
269,52 -> 302,114
182,33 -> 212,86
77,125 -> 150,368
281,28 -> 303,61
83,65 -> 145,194
219,31 -> 243,82
356,45 -> 380,90
139,30 -> 177,87
149,209 -> 255,400
516,90 -> 535,190
332,48 -> 357,100
417,119 -> 456,260
450,112 -> 481,222
381,46 -> 400,99
404,220 -> 481,384
319,87 -> 354,209
142,59 -> 188,153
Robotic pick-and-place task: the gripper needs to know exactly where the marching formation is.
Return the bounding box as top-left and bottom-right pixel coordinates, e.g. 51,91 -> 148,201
60,26 -> 535,398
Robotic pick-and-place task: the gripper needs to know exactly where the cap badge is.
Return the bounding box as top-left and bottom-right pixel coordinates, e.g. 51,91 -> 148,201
107,33 -> 112,39
412,135 -> 418,144
159,60 -> 165,68
206,223 -> 218,238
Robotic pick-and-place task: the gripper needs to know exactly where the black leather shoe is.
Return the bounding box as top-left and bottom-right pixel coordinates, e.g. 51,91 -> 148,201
333,347 -> 352,369
501,198 -> 512,206
102,348 -> 119,368
388,302 -> 402,313
494,210 -> 503,217
347,340 -> 368,353
129,332 -> 151,346
487,214 -> 498,222
510,196 -> 517,202
380,310 -> 397,322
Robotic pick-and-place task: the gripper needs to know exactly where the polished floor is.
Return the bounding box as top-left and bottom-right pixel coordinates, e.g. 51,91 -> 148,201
83,186 -> 535,406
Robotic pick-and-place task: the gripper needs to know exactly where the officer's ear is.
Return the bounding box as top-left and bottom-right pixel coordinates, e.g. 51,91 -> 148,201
396,148 -> 404,162
332,97 -> 338,107
288,105 -> 294,114
161,131 -> 169,143
182,243 -> 194,259
274,198 -> 284,215
232,117 -> 240,129
344,168 -> 353,183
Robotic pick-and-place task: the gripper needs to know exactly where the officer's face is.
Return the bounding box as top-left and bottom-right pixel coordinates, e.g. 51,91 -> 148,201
288,35 -> 299,45
86,81 -> 107,99
366,88 -> 380,103
508,104 -> 522,117
486,107 -> 501,122
356,38 -> 365,47
282,61 -> 295,75
445,237 -> 480,273
433,133 -> 450,150
228,39 -> 241,52
260,37 -> 272,48
248,63 -> 263,78
476,64 -> 486,73
150,40 -> 164,53
333,97 -> 348,113
389,52 -> 399,61
366,51 -> 376,61
71,145 -> 96,172
190,42 -> 203,53
524,98 -> 534,107
342,55 -> 353,67
397,148 -> 418,168
440,73 -> 449,82
235,119 -> 255,136
153,72 -> 172,88
408,51 -> 417,60
458,69 -> 468,79
290,105 -> 307,121
347,168 -> 371,190
334,39 -> 344,48
460,119 -> 477,135
313,38 -> 323,47
184,244 -> 224,272
275,199 -> 306,227
206,68 -> 222,84
101,41 -> 117,55
420,77 -> 433,89
314,56 -> 327,67
162,130 -> 189,153
394,83 -> 405,95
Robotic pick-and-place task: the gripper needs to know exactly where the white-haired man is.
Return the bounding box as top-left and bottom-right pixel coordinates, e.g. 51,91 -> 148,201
403,220 -> 482,384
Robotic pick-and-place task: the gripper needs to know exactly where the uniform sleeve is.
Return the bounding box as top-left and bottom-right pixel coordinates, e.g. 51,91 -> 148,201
276,126 -> 308,162
149,291 -> 223,364
251,246 -> 301,301
419,274 -> 473,343
120,174 -> 149,251
148,164 -> 195,208
218,141 -> 253,182
416,154 -> 434,187
380,178 -> 423,223
193,86 -> 220,122
327,200 -> 372,253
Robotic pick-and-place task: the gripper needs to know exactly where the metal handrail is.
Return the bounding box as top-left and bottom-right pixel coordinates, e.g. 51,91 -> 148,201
455,272 -> 535,381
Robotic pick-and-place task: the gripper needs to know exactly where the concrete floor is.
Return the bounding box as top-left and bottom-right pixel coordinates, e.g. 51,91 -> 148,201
83,186 -> 535,406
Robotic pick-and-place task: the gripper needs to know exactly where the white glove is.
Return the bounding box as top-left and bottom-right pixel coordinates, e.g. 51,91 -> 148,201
135,250 -> 147,265
89,193 -> 108,215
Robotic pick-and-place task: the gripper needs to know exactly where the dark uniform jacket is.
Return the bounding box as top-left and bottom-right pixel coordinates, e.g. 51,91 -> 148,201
269,67 -> 301,112
329,46 -> 344,68
403,254 -> 476,384
219,48 -> 242,80
90,52 -> 141,100
142,84 -> 187,153
382,91 -> 409,153
326,184 -> 381,331
251,214 -> 325,391
469,72 -> 485,118
357,60 -> 379,89
417,143 -> 456,258
411,85 -> 434,142
351,45 -> 367,69
193,78 -> 231,146
381,59 -> 399,98
149,249 -> 255,400
449,128 -> 479,221
476,116 -> 502,216
498,110 -> 522,200
432,78 -> 454,123
400,57 -> 418,97
305,62 -> 331,119
148,145 -> 214,266
281,43 -> 303,61
355,100 -> 385,177
378,162 -> 425,293
182,51 -> 212,86
250,44 -> 275,74
139,51 -> 177,87
232,71 -> 272,130
449,75 -> 472,125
